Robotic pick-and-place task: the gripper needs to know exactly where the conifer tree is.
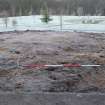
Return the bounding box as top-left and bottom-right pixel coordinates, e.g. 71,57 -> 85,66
41,2 -> 52,23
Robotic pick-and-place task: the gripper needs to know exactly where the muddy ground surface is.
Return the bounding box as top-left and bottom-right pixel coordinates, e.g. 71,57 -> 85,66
0,31 -> 105,93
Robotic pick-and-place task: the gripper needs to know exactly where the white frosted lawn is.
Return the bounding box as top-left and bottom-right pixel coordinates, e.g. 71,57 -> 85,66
0,15 -> 105,33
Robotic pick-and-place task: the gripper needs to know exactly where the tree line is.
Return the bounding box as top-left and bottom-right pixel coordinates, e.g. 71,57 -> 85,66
0,0 -> 105,17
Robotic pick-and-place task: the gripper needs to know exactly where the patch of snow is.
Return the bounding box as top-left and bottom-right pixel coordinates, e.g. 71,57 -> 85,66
0,15 -> 105,33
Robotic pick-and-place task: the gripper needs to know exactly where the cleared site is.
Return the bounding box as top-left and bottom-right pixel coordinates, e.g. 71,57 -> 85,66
0,31 -> 105,93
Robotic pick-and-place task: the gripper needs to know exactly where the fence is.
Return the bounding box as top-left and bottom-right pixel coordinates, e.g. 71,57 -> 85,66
0,15 -> 105,33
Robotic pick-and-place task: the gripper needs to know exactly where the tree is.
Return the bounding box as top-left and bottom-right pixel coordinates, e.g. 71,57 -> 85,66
40,2 -> 52,23
0,0 -> 105,16
3,16 -> 9,28
12,19 -> 17,30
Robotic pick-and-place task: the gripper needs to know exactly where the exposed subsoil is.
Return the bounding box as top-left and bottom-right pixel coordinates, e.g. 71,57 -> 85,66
0,31 -> 105,93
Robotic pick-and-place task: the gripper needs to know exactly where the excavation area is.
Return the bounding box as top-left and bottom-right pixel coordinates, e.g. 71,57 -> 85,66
0,31 -> 105,93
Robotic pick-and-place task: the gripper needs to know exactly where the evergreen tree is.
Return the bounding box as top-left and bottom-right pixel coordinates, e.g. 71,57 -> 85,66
40,2 -> 52,23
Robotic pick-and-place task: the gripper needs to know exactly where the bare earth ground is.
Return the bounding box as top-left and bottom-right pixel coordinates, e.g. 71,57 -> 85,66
0,31 -> 105,93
